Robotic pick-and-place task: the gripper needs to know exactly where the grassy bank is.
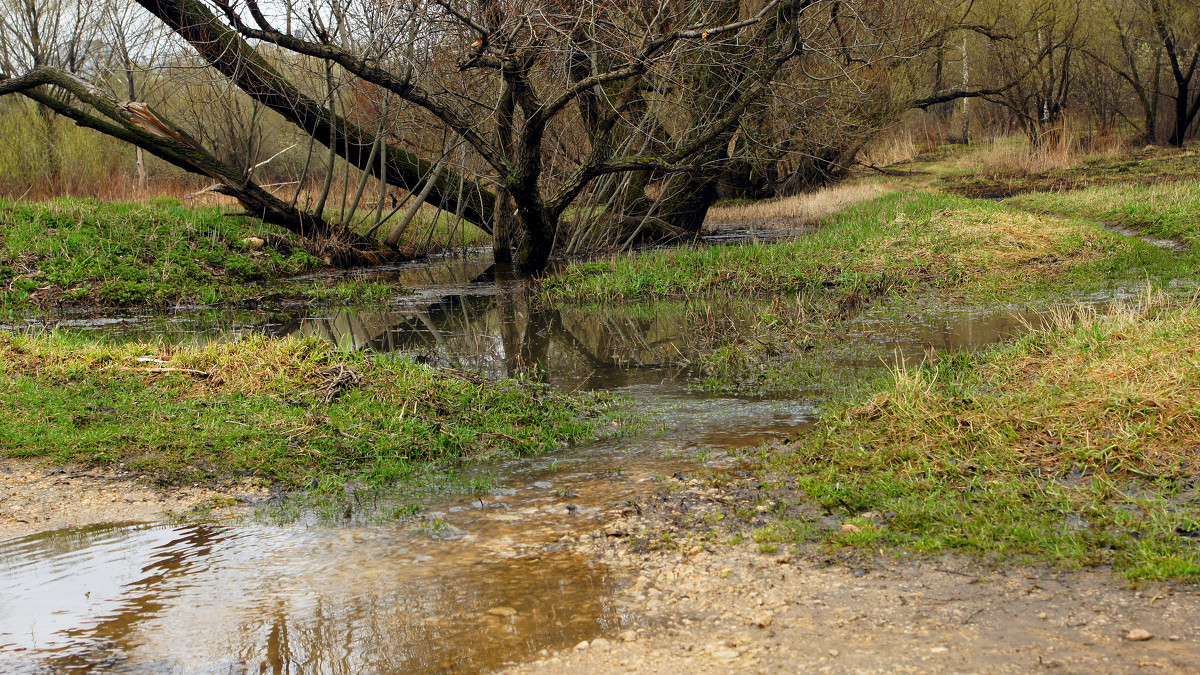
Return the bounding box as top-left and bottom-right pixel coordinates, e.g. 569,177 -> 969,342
0,332 -> 618,488
1007,181 -> 1200,249
771,294 -> 1200,579
0,197 -> 329,310
543,191 -> 1187,305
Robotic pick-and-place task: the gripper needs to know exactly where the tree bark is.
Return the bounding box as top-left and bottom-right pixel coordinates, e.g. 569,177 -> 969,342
133,0 -> 496,231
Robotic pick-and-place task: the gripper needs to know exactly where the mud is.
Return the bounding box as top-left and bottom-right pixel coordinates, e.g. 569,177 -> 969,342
0,458 -> 266,540
505,473 -> 1200,674
2,252 -> 1193,673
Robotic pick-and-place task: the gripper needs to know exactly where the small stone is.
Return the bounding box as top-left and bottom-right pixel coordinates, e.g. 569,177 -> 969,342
605,521 -> 632,537
590,638 -> 611,649
931,647 -> 949,654
242,236 -> 265,250
749,616 -> 773,628
1125,629 -> 1154,642
841,523 -> 861,533
575,641 -> 589,650
829,649 -> 840,657
619,630 -> 638,642
487,606 -> 517,617
712,650 -> 740,660
1038,612 -> 1048,620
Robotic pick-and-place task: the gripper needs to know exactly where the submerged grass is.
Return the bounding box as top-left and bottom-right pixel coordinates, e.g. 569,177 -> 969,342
544,191 -> 1186,306
1007,181 -> 1200,249
773,292 -> 1200,579
0,332 -> 620,487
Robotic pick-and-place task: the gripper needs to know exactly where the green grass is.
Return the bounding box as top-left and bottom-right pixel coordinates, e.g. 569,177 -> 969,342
296,278 -> 402,304
772,294 -> 1200,579
0,197 -> 326,310
0,332 -> 621,487
542,191 -> 1189,306
1007,181 -> 1200,248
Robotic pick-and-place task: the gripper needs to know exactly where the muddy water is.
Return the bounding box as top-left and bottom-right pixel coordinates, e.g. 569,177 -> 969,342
0,255 -> 1105,673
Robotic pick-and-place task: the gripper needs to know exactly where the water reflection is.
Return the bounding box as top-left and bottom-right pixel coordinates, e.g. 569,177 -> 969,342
3,256 -> 1069,395
0,520 -> 622,674
0,255 -> 1134,673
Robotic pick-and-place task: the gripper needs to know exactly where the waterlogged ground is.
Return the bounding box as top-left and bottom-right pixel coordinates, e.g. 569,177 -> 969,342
2,254 -> 1197,672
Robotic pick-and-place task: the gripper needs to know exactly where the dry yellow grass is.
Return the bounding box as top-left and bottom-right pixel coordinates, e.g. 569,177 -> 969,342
705,181 -> 894,227
859,129 -> 920,167
851,291 -> 1200,476
954,131 -> 1130,177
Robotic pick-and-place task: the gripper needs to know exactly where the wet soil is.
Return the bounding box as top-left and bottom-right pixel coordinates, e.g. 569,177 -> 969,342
507,547 -> 1200,674
2,251 -> 1194,673
0,459 -> 266,539
505,472 -> 1200,674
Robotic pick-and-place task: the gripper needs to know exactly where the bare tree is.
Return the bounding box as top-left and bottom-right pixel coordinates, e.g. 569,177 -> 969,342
0,0 -> 1017,274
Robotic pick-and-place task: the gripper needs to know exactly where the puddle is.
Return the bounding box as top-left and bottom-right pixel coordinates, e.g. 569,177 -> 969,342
0,254 -> 1139,672
0,523 -> 619,674
1100,222 -> 1187,251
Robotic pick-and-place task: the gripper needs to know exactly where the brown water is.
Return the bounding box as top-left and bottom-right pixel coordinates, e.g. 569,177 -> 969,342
0,255 -> 1132,673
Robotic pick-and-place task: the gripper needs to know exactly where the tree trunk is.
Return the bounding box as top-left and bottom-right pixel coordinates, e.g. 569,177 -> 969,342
513,200 -> 558,276
133,0 -> 495,231
492,187 -> 516,265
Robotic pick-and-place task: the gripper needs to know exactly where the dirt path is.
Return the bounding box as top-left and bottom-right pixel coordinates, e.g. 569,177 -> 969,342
0,458 -> 265,539
503,476 -> 1200,674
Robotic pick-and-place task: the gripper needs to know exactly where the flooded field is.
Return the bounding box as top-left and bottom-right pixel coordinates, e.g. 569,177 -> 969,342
0,254 -> 1126,673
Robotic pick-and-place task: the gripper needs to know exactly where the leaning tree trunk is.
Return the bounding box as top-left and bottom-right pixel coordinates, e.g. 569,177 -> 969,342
133,0 -> 496,231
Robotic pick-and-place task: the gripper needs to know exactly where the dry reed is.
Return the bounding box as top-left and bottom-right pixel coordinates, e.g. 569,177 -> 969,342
704,181 -> 893,228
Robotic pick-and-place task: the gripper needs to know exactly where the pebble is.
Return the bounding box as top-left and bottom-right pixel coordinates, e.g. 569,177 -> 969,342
488,607 -> 518,617
619,630 -> 638,642
605,521 -> 632,537
574,641 -> 589,650
1124,629 -> 1154,642
590,638 -> 611,649
712,649 -> 740,659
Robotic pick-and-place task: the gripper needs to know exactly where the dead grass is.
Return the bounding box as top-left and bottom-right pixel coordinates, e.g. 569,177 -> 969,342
859,129 -> 920,168
952,132 -> 1131,178
780,290 -> 1200,578
853,290 -> 1200,477
705,181 -> 894,227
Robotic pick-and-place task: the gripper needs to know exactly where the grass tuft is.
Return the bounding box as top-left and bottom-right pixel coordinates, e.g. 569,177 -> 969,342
777,291 -> 1200,579
0,332 -> 622,487
0,197 -> 324,310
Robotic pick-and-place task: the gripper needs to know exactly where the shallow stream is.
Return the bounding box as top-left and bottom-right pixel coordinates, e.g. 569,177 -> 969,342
0,254 -> 1120,673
